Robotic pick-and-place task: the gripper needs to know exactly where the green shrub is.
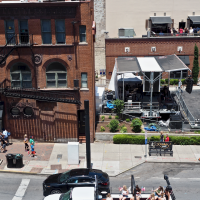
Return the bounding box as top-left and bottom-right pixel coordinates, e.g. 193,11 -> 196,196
174,79 -> 179,85
165,78 -> 169,84
120,127 -> 127,133
115,115 -> 119,119
192,44 -> 199,84
108,119 -> 119,132
101,116 -> 105,121
108,115 -> 112,119
113,135 -> 200,145
170,79 -> 174,85
100,126 -> 105,132
160,79 -> 165,84
131,118 -> 143,133
181,79 -> 185,85
112,99 -> 124,116
126,118 -> 130,122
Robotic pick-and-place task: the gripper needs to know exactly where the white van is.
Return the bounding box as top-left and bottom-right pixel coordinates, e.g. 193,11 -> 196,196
44,187 -> 102,200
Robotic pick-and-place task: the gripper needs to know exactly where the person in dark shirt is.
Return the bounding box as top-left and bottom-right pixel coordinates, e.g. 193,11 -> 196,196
160,131 -> 164,142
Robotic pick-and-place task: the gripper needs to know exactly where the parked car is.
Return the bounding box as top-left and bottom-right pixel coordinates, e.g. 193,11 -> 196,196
43,168 -> 110,196
44,187 -> 102,200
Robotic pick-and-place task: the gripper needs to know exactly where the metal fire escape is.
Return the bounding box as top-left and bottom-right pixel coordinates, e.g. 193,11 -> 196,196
0,35 -> 81,105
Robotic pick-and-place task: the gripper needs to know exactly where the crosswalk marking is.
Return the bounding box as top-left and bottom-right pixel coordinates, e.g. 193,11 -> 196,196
12,179 -> 30,200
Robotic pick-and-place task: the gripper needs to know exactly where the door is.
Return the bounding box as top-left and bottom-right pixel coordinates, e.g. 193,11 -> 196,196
179,22 -> 186,29
78,110 -> 85,136
5,20 -> 15,45
19,20 -> 29,44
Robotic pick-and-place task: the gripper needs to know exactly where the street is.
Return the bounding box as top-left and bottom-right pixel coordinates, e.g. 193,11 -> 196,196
0,163 -> 200,200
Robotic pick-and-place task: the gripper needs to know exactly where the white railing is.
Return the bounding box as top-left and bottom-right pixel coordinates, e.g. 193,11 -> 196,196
124,102 -> 141,110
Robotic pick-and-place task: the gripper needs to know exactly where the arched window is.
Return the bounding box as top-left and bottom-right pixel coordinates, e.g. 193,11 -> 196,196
10,63 -> 32,88
46,62 -> 67,88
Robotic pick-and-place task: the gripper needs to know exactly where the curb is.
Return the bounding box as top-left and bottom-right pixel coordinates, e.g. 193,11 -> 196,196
0,169 -> 43,175
145,161 -> 200,164
109,160 -> 146,177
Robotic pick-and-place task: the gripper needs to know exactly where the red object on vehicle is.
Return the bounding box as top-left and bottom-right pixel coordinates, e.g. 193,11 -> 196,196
99,182 -> 108,186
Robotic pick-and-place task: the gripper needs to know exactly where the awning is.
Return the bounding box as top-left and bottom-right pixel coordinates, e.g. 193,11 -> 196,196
137,57 -> 163,72
178,56 -> 190,65
155,55 -> 189,72
117,57 -> 140,74
188,16 -> 200,24
150,17 -> 173,24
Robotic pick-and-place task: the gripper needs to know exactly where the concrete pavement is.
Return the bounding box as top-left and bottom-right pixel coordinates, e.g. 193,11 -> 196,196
0,142 -> 200,176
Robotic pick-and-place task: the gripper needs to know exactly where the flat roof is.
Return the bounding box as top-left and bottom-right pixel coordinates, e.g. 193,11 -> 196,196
117,57 -> 140,73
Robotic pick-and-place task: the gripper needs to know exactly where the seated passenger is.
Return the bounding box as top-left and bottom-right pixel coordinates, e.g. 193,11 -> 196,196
131,185 -> 141,200
119,185 -> 129,200
154,186 -> 163,197
158,192 -> 166,200
106,193 -> 113,200
146,193 -> 158,200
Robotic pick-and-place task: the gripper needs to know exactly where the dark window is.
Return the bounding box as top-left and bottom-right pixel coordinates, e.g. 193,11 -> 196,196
79,25 -> 86,42
5,20 -> 15,45
170,70 -> 188,79
10,107 -> 20,116
55,20 -> 65,44
19,20 -> 29,44
67,178 -> 78,183
41,20 -> 52,44
10,64 -> 32,88
46,62 -> 67,88
81,73 -> 87,88
78,177 -> 93,183
24,107 -> 33,116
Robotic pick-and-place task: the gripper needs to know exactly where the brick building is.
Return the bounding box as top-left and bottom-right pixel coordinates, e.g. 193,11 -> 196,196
0,0 -> 96,142
106,37 -> 200,80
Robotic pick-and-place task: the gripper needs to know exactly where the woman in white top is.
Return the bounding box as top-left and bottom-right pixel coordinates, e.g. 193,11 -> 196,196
106,193 -> 113,200
119,185 -> 129,200
189,27 -> 194,35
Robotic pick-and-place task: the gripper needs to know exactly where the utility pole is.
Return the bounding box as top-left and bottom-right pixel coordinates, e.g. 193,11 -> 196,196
84,100 -> 91,169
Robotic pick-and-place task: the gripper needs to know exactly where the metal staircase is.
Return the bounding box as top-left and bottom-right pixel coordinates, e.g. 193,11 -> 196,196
0,34 -> 33,65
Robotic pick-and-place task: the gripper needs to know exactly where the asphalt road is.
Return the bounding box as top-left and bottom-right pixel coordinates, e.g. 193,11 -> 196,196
0,163 -> 200,200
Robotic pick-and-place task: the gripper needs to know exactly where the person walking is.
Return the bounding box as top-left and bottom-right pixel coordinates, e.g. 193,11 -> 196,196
178,79 -> 182,93
30,142 -> 36,157
24,134 -> 29,152
29,136 -> 35,145
160,131 -> 164,142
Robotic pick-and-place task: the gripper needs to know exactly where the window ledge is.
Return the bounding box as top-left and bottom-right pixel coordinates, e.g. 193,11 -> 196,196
39,88 -> 75,91
39,44 -> 74,47
80,88 -> 89,91
79,42 -> 88,46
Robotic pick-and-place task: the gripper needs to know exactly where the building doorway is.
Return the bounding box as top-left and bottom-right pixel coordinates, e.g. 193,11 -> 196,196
179,22 -> 186,29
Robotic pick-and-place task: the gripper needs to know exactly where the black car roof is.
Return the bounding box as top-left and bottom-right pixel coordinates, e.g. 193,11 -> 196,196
69,168 -> 103,177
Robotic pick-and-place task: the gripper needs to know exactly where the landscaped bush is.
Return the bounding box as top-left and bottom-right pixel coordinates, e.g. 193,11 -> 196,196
126,118 -> 130,122
115,115 -> 119,119
181,79 -> 186,85
113,134 -> 200,145
108,119 -> 119,132
101,116 -> 105,121
160,79 -> 165,84
173,79 -> 179,85
170,79 -> 174,85
108,115 -> 112,119
120,127 -> 127,133
131,118 -> 143,133
100,126 -> 105,132
165,79 -> 168,84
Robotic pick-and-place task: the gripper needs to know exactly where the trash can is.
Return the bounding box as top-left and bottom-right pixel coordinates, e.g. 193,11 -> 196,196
6,154 -> 14,168
15,154 -> 23,168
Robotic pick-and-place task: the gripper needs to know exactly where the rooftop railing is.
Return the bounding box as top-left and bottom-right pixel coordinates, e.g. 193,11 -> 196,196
151,32 -> 200,37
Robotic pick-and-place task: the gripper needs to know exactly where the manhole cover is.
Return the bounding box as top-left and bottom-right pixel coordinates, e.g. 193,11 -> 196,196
135,156 -> 142,158
57,154 -> 62,159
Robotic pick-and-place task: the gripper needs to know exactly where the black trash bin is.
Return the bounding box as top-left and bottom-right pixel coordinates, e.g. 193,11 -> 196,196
15,154 -> 23,168
6,154 -> 14,168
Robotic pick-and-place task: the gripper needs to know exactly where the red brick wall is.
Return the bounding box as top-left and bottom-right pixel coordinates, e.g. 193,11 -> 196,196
0,2 -> 95,142
106,37 -> 200,79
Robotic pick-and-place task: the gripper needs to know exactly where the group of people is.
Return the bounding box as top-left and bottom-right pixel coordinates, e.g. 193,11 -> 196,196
24,135 -> 36,157
0,130 -> 10,153
106,185 -> 171,200
160,131 -> 170,142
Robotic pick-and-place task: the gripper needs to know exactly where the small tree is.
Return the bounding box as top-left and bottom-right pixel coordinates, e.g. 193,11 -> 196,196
192,44 -> 199,84
113,99 -> 124,117
131,118 -> 143,133
108,119 -> 119,132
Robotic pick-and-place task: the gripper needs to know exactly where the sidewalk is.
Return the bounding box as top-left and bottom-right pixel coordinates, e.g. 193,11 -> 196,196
0,142 -> 200,176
